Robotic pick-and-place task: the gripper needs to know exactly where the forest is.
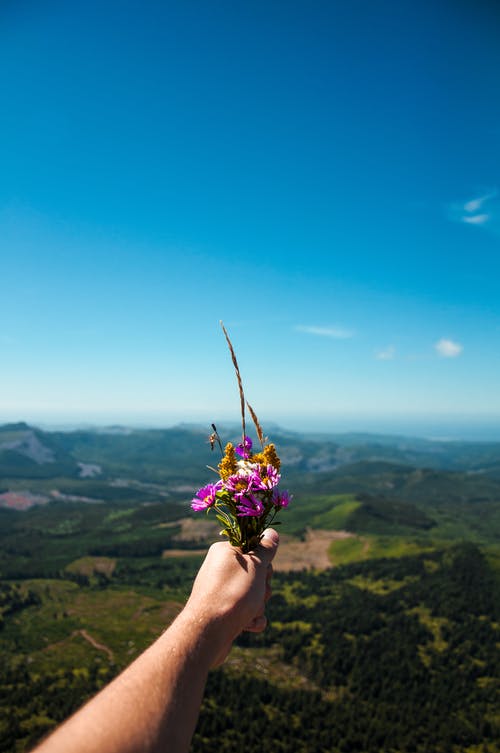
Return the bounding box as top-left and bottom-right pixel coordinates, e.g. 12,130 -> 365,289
1,544 -> 499,752
193,545 -> 500,753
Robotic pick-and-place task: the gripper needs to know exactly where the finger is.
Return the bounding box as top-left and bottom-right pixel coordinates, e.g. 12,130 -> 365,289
254,528 -> 279,564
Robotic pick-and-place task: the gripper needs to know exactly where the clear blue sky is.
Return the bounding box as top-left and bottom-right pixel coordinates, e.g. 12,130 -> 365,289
1,0 -> 500,436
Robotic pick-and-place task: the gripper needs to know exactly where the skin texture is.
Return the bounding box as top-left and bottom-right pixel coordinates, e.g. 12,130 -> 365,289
32,528 -> 279,753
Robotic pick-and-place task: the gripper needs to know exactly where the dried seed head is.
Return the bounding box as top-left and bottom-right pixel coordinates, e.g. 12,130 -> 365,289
220,321 -> 246,440
247,400 -> 265,448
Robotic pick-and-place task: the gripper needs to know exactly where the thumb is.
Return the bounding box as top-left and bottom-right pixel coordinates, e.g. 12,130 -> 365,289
255,528 -> 279,564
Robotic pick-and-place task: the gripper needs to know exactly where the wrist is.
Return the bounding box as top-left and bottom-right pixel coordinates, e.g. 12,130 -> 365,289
163,603 -> 232,670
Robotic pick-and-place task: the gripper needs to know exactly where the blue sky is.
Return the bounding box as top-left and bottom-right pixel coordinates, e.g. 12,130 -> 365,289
1,0 -> 500,436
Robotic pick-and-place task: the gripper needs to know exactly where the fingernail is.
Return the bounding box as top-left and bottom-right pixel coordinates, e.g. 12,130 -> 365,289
262,528 -> 279,544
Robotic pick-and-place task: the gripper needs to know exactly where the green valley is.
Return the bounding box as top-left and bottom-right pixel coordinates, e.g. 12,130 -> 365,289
1,423 -> 499,752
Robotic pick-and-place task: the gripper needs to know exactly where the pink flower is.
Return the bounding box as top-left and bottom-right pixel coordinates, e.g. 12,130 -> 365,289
236,493 -> 265,517
191,482 -> 222,512
225,472 -> 253,495
256,464 -> 281,490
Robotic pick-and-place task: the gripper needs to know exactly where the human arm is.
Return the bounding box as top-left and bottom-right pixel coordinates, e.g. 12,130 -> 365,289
32,528 -> 279,753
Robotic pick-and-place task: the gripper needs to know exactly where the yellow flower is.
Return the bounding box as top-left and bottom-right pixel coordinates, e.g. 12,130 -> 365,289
219,442 -> 237,479
249,452 -> 265,465
262,443 -> 281,471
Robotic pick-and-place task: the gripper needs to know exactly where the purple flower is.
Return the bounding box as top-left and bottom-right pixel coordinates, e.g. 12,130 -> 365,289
256,464 -> 281,490
236,493 -> 264,517
272,488 -> 292,508
225,472 -> 253,494
191,482 -> 222,512
235,435 -> 253,459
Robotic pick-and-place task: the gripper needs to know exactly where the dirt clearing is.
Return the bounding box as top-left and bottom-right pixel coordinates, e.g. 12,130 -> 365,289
273,529 -> 354,571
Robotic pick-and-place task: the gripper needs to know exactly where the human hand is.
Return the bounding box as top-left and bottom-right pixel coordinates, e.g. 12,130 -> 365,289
30,533 -> 277,753
184,528 -> 279,666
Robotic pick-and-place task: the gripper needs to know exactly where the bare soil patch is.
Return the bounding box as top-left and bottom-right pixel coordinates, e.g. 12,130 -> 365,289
171,517 -> 221,543
66,556 -> 117,578
161,549 -> 207,558
163,522 -> 355,570
273,528 -> 354,572
0,491 -> 50,510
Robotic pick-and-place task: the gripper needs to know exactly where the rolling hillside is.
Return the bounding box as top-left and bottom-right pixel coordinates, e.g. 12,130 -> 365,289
1,422 -> 500,752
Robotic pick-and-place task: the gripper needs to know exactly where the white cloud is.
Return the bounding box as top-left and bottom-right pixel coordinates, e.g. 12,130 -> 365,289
463,192 -> 495,212
376,345 -> 395,360
463,198 -> 481,213
295,325 -> 354,339
435,338 -> 463,358
462,213 -> 489,225
448,188 -> 497,227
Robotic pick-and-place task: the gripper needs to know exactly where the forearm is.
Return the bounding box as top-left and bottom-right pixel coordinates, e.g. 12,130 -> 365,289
34,608 -> 222,753
32,532 -> 278,753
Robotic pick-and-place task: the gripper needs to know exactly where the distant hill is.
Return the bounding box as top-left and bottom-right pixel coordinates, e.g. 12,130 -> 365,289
277,429 -> 500,477
1,423 -> 500,544
3,421 -> 500,479
0,423 -> 78,479
290,459 -> 500,506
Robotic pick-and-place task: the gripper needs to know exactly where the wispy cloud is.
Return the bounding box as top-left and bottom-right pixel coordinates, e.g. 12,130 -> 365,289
435,338 -> 463,358
295,325 -> 354,339
375,345 -> 396,360
463,194 -> 492,213
448,189 -> 497,227
462,213 -> 489,225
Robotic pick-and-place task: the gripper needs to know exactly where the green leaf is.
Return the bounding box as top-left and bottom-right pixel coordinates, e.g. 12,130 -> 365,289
215,513 -> 230,529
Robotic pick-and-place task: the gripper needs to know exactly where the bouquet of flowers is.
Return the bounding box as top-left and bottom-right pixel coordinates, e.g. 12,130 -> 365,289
191,323 -> 291,553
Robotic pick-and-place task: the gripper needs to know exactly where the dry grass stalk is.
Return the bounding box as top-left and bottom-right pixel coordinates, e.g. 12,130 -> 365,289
247,400 -> 265,448
220,321 -> 246,440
